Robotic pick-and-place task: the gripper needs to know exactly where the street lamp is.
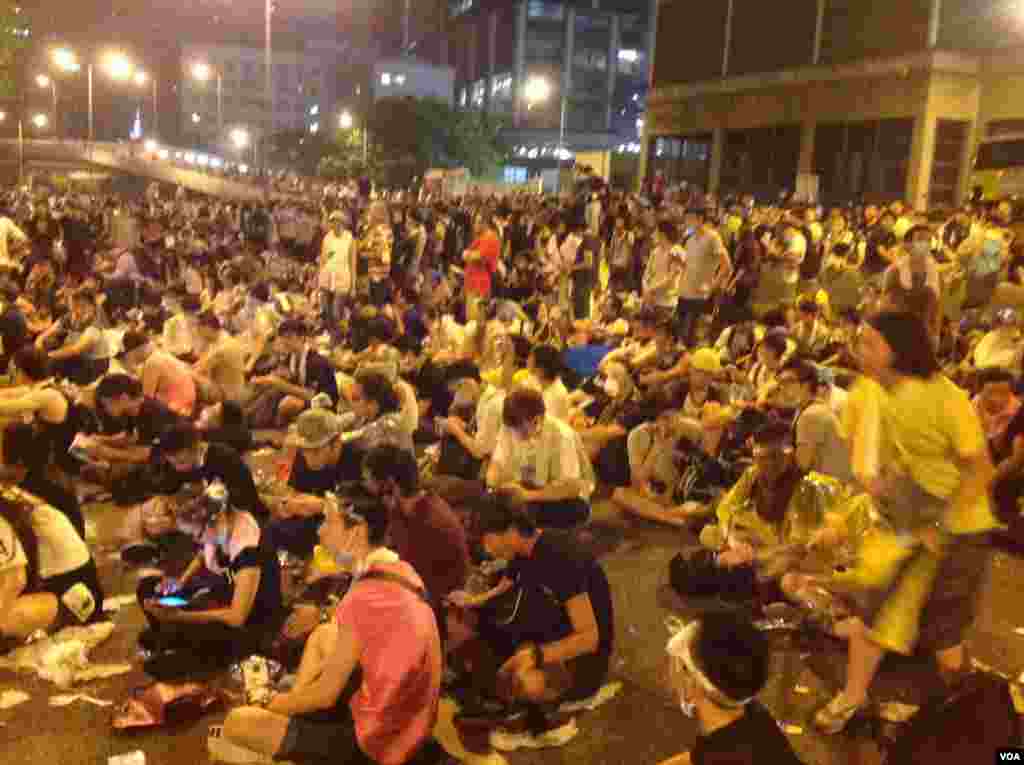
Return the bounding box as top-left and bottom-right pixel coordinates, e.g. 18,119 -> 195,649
338,110 -> 368,162
51,47 -> 143,143
191,112 -> 201,125
103,51 -> 133,81
523,75 -> 568,192
230,127 -> 249,150
191,61 -> 223,135
36,74 -> 58,137
133,70 -> 159,137
31,113 -> 48,129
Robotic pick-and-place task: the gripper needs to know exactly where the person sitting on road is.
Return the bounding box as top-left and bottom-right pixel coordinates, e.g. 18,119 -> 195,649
449,499 -> 614,752
220,497 -> 442,765
136,481 -> 284,678
486,386 -> 593,528
658,614 -> 803,765
0,482 -> 106,652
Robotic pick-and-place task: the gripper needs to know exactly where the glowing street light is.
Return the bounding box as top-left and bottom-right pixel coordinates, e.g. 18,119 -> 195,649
103,51 -> 134,81
230,127 -> 250,150
339,110 -> 353,129
32,113 -> 49,129
190,62 -> 223,133
191,62 -> 213,82
523,76 -> 551,106
36,74 -> 50,89
191,112 -> 201,124
133,70 -> 148,87
52,48 -> 80,73
522,75 -> 567,191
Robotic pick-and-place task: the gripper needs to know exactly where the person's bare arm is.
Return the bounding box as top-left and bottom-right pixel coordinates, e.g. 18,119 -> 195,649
268,621 -> 361,717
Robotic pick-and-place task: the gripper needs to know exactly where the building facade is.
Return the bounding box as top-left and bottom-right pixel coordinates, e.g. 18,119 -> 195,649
179,41 -> 343,150
372,57 -> 456,104
644,0 -> 1024,206
447,0 -> 654,166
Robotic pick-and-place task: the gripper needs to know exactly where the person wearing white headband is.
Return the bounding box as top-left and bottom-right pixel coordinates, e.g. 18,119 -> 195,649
661,614 -> 802,765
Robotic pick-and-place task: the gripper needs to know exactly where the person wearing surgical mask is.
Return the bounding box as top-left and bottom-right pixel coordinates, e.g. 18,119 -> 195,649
660,615 -> 802,765
881,224 -> 941,339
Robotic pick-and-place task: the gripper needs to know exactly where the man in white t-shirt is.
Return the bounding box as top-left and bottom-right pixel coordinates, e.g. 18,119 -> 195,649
487,387 -> 591,528
318,212 -> 356,329
677,208 -> 732,345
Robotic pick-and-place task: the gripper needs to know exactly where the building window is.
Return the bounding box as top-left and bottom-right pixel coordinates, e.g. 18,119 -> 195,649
491,73 -> 512,97
573,50 -> 607,71
504,166 -> 528,184
528,1 -> 563,20
471,79 -> 486,108
617,49 -> 645,76
449,0 -> 476,17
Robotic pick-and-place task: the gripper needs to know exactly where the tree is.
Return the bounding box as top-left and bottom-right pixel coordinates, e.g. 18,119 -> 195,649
0,3 -> 29,99
323,96 -> 508,187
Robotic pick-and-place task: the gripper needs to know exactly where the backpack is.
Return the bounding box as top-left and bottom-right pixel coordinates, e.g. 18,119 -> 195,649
669,548 -> 756,601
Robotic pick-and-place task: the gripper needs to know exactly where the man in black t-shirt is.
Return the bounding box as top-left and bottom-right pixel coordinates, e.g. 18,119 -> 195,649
463,501 -> 613,750
662,614 -> 802,765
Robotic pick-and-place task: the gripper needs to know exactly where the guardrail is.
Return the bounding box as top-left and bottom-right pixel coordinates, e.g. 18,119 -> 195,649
0,139 -> 300,201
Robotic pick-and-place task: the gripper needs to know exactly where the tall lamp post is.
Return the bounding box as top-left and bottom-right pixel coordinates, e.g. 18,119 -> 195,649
51,47 -> 137,143
191,62 -> 223,136
35,74 -> 57,138
523,75 -> 568,192
4,111 -> 50,184
133,70 -> 158,137
339,109 -> 368,163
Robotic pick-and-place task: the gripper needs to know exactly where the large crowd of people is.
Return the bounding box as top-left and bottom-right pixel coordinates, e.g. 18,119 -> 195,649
0,170 -> 1020,764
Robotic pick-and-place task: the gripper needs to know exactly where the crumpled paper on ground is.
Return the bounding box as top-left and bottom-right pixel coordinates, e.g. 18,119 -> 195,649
0,689 -> 31,709
0,622 -> 128,689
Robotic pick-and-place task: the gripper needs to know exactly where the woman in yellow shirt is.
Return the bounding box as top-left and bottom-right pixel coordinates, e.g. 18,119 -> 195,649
816,311 -> 995,734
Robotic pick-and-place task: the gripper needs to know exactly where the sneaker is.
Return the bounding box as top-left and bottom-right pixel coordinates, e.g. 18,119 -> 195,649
489,718 -> 578,751
207,725 -> 273,764
814,692 -> 865,734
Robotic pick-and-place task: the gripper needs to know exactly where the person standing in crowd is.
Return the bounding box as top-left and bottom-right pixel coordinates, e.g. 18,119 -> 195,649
815,312 -> 996,734
319,211 -> 356,330
464,215 -> 500,322
676,209 -> 731,346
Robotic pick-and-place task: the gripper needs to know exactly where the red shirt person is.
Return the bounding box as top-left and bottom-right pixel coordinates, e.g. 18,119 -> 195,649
464,217 -> 501,299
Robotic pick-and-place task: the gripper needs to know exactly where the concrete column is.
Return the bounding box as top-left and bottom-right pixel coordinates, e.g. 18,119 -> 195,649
722,0 -> 735,77
708,127 -> 725,193
487,10 -> 498,111
907,111 -> 937,208
607,15 -> 620,131
812,0 -> 825,64
798,121 -> 815,174
928,0 -> 942,48
513,0 -> 528,126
